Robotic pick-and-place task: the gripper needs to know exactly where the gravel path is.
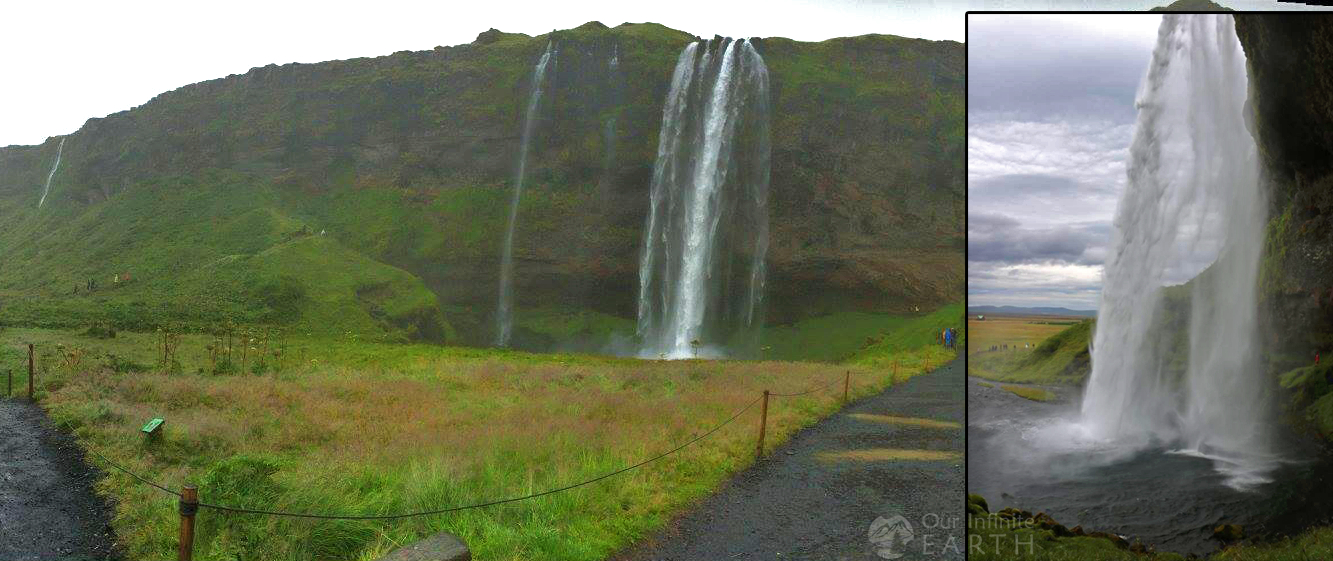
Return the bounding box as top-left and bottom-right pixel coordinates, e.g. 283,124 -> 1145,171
0,397 -> 118,560
617,357 -> 964,561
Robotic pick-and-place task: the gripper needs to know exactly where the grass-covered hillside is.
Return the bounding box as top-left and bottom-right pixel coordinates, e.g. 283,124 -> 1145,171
0,22 -> 963,348
967,316 -> 1092,385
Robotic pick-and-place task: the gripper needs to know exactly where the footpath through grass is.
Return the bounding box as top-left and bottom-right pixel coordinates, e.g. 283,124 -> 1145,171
7,322 -> 956,561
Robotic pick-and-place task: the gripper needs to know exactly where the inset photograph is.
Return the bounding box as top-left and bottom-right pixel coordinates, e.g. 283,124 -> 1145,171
968,10 -> 1333,560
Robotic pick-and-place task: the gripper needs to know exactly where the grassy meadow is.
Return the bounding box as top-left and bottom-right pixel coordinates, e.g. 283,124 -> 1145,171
967,315 -> 1091,385
1000,385 -> 1056,402
3,303 -> 959,561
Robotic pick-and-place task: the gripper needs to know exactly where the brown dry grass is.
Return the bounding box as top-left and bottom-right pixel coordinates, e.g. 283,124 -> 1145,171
967,315 -> 1078,355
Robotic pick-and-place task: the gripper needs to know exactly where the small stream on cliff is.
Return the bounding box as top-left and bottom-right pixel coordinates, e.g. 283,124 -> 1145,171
38,137 -> 64,208
496,41 -> 556,347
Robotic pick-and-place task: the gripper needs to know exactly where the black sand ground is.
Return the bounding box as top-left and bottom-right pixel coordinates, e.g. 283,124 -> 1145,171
0,397 -> 118,560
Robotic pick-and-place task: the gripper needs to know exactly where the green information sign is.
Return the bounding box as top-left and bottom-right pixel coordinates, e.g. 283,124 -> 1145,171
142,418 -> 164,434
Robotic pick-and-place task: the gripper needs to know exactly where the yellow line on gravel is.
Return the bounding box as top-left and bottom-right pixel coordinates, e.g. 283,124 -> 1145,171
847,413 -> 961,429
817,449 -> 963,462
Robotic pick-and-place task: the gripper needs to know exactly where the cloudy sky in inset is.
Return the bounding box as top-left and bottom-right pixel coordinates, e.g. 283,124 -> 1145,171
967,14 -> 1162,310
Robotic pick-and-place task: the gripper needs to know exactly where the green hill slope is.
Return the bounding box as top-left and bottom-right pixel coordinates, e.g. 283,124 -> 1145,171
970,319 -> 1094,385
0,170 -> 447,341
0,22 -> 963,348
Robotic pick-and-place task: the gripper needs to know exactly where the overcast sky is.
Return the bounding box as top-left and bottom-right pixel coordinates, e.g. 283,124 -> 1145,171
967,14 -> 1162,311
5,0 -> 959,148
7,1 -> 1327,148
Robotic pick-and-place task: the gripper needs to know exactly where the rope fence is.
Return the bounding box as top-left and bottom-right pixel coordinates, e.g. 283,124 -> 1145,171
13,338 -> 942,560
89,392 -> 764,521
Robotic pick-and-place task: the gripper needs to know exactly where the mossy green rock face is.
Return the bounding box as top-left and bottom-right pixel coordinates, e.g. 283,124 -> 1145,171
1235,18 -> 1333,357
0,23 -> 962,344
1234,18 -> 1333,439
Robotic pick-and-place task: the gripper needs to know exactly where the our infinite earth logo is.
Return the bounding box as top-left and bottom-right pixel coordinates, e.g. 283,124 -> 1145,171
868,513 -> 914,559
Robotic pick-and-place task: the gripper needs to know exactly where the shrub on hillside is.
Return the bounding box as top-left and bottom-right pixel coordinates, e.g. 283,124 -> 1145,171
253,275 -> 307,321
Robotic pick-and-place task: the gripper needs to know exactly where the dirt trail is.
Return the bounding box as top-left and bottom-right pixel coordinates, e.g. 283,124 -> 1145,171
617,357 -> 964,561
0,398 -> 118,560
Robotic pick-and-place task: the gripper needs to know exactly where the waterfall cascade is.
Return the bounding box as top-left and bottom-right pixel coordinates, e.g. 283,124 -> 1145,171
496,42 -> 556,347
1080,14 -> 1273,488
636,38 -> 771,359
38,137 -> 65,208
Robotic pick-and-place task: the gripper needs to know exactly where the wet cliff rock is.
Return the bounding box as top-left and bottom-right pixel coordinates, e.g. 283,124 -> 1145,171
0,22 -> 962,343
1235,15 -> 1333,434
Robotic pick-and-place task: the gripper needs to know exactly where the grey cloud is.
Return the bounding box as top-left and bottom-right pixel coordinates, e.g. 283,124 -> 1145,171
967,259 -> 1103,310
968,215 -> 1111,266
975,173 -> 1114,198
968,172 -> 1123,229
969,211 -> 1020,232
967,121 -> 1134,205
968,16 -> 1157,123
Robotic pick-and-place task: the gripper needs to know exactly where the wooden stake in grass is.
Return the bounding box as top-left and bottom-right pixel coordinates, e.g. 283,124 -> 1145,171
178,484 -> 198,561
756,390 -> 769,460
27,343 -> 34,400
844,371 -> 850,403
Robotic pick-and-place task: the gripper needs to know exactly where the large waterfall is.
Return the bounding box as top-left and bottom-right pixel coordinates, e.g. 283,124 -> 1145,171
636,38 -> 771,359
1080,14 -> 1273,488
38,137 -> 65,208
496,42 -> 556,347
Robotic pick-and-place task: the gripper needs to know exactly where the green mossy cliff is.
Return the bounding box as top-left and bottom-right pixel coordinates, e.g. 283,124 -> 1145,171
0,22 -> 963,345
1235,16 -> 1333,437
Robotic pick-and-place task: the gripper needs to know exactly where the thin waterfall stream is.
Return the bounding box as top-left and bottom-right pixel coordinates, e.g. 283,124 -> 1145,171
496,42 -> 556,347
38,138 -> 65,209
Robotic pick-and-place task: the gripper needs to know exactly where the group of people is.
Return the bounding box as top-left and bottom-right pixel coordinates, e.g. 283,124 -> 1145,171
72,272 -> 132,295
940,327 -> 958,349
983,343 -> 1031,352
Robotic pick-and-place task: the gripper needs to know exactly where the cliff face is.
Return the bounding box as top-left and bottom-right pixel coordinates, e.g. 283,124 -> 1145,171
1235,16 -> 1333,360
1235,15 -> 1333,436
0,22 -> 963,345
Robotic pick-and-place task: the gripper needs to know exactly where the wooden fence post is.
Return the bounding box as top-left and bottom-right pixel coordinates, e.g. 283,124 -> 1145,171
843,371 -> 850,403
27,344 -> 34,399
755,390 -> 769,460
178,484 -> 198,561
